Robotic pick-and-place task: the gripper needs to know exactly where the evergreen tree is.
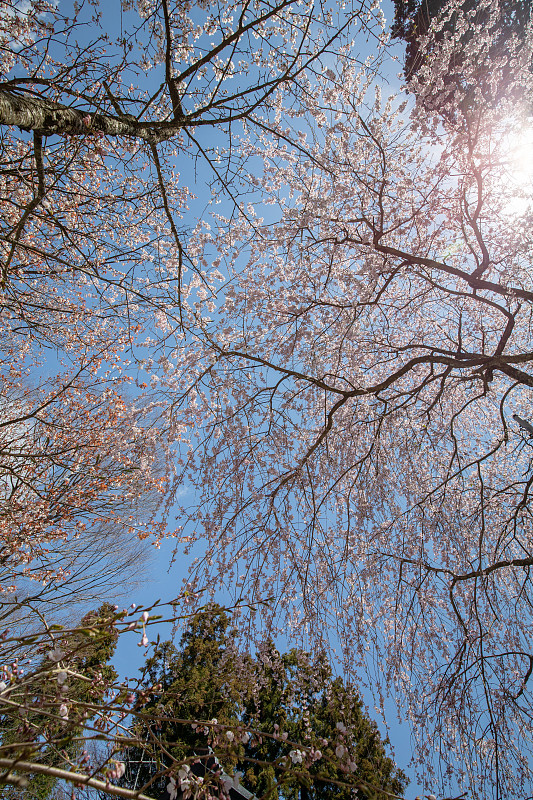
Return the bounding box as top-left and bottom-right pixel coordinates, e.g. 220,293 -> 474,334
0,604 -> 118,799
240,645 -> 406,800
120,608 -> 245,797
121,608 -> 406,800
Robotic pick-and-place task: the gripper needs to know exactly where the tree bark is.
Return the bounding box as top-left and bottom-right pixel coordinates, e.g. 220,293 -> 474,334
0,89 -> 182,142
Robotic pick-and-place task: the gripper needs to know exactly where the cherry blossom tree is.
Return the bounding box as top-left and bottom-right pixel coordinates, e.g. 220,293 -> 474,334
0,0 -> 381,345
0,369 -> 171,678
0,1 -> 400,797
391,0 -> 532,111
0,0 -> 382,626
151,2 -> 533,797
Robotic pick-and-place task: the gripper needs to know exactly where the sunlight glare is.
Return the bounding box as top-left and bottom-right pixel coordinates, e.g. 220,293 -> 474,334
499,121 -> 533,216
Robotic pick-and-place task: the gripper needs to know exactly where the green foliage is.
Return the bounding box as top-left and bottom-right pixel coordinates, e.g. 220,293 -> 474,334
0,603 -> 119,799
121,607 -> 406,800
240,646 -> 406,800
121,607 -> 244,796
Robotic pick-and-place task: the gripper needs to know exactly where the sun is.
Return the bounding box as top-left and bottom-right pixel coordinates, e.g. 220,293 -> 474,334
507,124 -> 533,181
497,120 -> 533,216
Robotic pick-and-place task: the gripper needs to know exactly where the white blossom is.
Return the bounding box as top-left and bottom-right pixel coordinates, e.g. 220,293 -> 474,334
48,646 -> 64,662
336,721 -> 347,733
289,749 -> 304,764
167,777 -> 178,800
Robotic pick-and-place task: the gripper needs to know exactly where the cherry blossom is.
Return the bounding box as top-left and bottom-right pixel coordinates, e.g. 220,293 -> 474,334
289,749 -> 305,764
167,776 -> 179,800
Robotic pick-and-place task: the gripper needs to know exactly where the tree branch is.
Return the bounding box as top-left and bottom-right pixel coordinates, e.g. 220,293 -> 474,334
0,757 -> 156,799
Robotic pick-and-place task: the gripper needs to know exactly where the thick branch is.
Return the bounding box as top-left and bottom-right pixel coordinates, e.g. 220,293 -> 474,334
372,238 -> 533,303
453,555 -> 533,582
0,757 -> 155,799
0,90 -> 182,142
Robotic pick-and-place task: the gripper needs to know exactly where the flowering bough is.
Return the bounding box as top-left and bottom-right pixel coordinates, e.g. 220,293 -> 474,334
0,0 -> 384,656
1,0 -> 525,795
